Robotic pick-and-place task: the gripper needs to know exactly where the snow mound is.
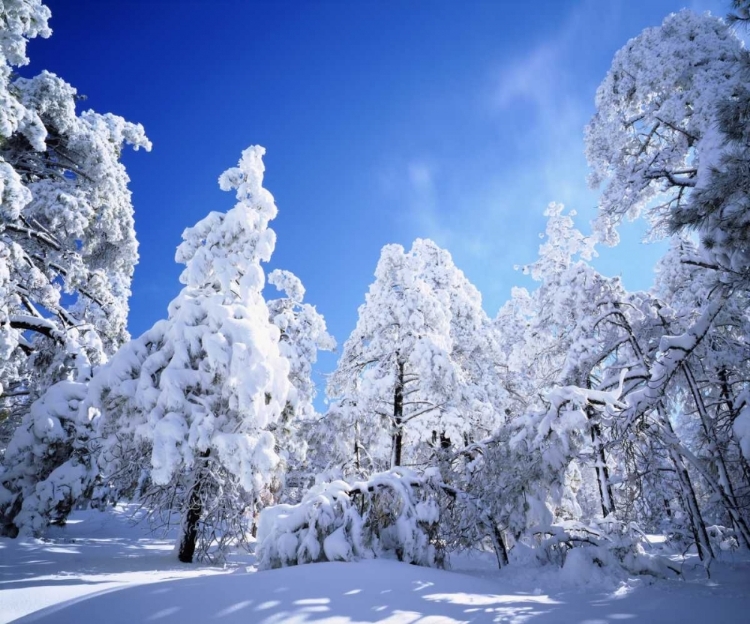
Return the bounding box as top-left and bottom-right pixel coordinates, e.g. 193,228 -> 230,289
257,468 -> 441,569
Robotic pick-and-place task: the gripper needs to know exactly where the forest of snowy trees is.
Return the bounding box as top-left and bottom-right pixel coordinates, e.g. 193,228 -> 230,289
1,0 -> 750,576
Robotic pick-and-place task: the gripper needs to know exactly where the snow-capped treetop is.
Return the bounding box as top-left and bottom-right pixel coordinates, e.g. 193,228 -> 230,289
0,0 -> 51,68
585,10 -> 743,245
498,204 -> 629,409
177,146 -> 276,297
521,203 -> 597,281
328,238 -> 502,469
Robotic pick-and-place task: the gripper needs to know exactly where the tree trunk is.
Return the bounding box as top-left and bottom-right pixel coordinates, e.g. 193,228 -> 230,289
671,447 -> 713,562
178,449 -> 210,563
659,409 -> 714,562
354,422 -> 361,471
490,523 -> 509,568
586,403 -> 616,518
682,363 -> 750,548
392,358 -> 404,468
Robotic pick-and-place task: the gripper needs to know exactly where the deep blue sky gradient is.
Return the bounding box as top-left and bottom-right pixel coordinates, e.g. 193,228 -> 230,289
24,0 -> 728,394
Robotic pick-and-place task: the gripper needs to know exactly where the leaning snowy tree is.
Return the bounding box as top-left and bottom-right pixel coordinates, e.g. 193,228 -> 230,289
646,240 -> 750,551
0,0 -> 150,537
586,7 -> 750,296
585,9 -> 743,246
326,239 -> 502,474
583,8 -> 750,558
92,146 -> 290,563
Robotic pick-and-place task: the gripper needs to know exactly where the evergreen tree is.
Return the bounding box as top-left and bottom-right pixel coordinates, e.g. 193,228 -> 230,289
92,146 -> 289,562
0,0 -> 150,537
327,239 -> 502,473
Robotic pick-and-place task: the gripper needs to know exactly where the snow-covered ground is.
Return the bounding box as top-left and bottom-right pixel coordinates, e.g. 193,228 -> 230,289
1,505 -> 749,623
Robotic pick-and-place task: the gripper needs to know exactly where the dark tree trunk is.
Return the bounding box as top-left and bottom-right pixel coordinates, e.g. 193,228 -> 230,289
660,411 -> 714,562
491,523 -> 509,568
354,422 -> 361,471
672,449 -> 714,562
392,358 -> 404,468
664,499 -> 673,519
586,402 -> 615,518
717,368 -> 750,483
178,449 -> 210,563
0,496 -> 22,538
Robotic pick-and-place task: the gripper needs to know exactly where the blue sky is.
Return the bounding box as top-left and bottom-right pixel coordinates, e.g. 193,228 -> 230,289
26,0 -> 727,392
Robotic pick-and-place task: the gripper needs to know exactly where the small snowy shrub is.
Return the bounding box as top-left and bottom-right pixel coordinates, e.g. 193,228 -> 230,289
706,525 -> 740,554
533,519 -> 679,579
257,468 -> 443,569
0,379 -> 97,537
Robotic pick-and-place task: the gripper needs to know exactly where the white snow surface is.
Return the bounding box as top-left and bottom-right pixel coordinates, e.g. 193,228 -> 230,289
1,505 -> 750,623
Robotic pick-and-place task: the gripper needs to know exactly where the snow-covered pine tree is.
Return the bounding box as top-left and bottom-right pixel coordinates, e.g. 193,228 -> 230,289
0,2 -> 151,438
326,239 -> 501,473
264,269 -> 335,500
92,146 -> 290,562
585,10 -> 743,246
672,45 -> 750,279
0,0 -> 150,537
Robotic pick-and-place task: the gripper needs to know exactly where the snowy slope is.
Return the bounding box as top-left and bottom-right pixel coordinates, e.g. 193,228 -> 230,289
0,505 -> 229,623
2,505 -> 749,623
9,560 -> 551,623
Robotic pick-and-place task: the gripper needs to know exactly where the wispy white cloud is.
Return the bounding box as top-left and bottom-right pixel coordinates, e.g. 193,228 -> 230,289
408,161 -> 433,191
476,1 -> 607,265
397,159 -> 487,258
378,0 -> 718,314
375,2 -> 600,312
493,41 -> 561,110
480,0 -> 678,299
